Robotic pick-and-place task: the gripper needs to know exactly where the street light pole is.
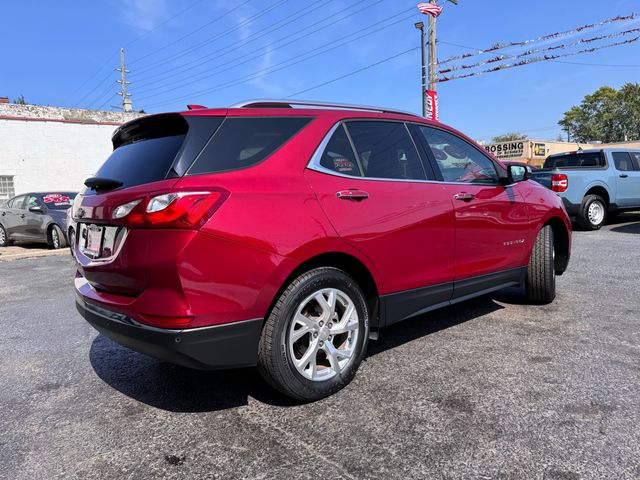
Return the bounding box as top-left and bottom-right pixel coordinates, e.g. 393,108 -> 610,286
414,21 -> 426,117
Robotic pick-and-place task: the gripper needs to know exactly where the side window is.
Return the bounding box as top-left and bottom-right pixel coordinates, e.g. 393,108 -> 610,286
11,195 -> 26,209
319,125 -> 361,177
26,195 -> 39,209
189,117 -> 312,175
614,152 -> 635,171
419,126 -> 499,184
630,152 -> 640,170
345,121 -> 426,180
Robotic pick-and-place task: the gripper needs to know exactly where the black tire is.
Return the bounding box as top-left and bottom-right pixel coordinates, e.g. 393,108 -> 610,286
49,224 -> 67,249
258,267 -> 369,401
577,194 -> 607,230
68,228 -> 76,258
0,224 -> 9,247
526,225 -> 556,304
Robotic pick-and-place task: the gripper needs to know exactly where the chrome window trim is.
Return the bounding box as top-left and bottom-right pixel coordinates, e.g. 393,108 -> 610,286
306,120 -> 510,186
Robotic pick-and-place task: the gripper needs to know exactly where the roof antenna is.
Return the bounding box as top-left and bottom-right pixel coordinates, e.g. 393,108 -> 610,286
575,142 -> 583,152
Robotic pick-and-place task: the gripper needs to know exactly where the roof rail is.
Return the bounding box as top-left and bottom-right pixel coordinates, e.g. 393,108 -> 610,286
230,99 -> 419,117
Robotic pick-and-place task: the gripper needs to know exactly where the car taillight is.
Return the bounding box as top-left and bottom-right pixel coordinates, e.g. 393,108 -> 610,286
551,174 -> 568,193
111,190 -> 227,229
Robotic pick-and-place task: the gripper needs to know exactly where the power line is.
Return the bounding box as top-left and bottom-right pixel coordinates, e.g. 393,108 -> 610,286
438,36 -> 640,82
133,0 -> 382,96
551,60 -> 640,67
67,0 -> 210,106
137,7 -> 416,107
286,46 -> 421,98
130,0 -> 285,73
131,0 -> 351,89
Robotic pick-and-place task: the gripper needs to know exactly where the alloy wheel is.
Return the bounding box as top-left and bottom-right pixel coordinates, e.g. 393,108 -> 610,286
288,288 -> 359,381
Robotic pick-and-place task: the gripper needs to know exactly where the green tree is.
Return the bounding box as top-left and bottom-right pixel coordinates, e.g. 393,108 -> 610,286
559,84 -> 640,143
491,132 -> 528,143
13,94 -> 27,105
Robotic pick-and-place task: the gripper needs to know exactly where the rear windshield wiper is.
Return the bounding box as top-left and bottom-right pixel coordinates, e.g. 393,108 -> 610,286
84,177 -> 123,192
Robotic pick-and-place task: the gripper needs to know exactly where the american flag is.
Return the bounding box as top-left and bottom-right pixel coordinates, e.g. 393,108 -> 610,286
417,2 -> 443,17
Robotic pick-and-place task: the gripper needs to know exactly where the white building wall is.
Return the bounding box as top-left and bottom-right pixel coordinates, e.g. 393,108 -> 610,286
0,103 -> 143,197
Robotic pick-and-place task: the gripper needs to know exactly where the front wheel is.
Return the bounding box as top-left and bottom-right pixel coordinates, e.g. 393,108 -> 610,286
0,224 -> 10,247
526,225 -> 556,304
258,267 -> 369,401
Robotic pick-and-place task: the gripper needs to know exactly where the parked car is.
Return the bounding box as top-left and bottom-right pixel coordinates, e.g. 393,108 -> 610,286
532,148 -> 640,230
0,192 -> 77,248
73,100 -> 571,401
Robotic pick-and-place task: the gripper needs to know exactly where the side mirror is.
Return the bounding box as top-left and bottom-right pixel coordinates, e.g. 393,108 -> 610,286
507,164 -> 531,183
29,205 -> 44,213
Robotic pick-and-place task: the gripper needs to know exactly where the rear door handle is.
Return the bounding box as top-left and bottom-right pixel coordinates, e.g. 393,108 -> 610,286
20,214 -> 25,219
336,190 -> 369,201
453,192 -> 475,202
620,174 -> 629,178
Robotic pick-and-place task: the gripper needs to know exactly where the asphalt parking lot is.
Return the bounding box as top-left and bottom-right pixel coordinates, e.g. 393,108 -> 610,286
1,215 -> 639,480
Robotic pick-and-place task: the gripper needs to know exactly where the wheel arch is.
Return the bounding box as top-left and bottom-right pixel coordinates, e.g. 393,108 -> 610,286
584,184 -> 610,207
266,251 -> 381,328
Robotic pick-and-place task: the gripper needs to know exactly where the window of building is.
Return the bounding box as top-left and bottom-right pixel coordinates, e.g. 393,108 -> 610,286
0,176 -> 15,200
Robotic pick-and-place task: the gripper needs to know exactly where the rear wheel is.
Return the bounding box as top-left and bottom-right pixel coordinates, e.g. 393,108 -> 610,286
577,194 -> 607,230
526,225 -> 556,304
49,225 -> 67,249
0,224 -> 10,247
258,267 -> 369,401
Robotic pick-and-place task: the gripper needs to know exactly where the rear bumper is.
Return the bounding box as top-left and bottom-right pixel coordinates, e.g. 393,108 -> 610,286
561,197 -> 580,216
76,296 -> 263,370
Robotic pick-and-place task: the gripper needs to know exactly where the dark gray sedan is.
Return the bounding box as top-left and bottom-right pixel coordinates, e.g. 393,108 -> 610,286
0,192 -> 77,249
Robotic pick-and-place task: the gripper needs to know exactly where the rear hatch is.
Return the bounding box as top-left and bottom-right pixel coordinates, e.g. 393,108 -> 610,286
74,112 -> 224,295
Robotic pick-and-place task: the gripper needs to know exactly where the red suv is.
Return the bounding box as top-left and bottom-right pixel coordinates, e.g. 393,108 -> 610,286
73,100 -> 571,401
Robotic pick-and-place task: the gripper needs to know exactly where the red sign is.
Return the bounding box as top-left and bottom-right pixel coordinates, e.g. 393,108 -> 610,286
425,90 -> 438,121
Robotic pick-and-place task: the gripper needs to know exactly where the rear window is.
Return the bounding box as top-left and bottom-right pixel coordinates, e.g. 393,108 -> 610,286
41,193 -> 75,209
94,135 -> 186,190
89,114 -> 189,192
543,152 -> 605,169
188,117 -> 312,175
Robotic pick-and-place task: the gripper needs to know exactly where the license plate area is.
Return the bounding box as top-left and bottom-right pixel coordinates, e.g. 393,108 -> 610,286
79,223 -> 124,260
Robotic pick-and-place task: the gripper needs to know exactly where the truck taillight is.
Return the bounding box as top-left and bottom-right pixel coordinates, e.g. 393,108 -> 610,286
111,190 -> 228,229
551,174 -> 568,193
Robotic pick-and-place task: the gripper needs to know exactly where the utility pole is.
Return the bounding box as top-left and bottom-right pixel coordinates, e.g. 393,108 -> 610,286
417,0 -> 458,119
414,22 -> 426,117
115,48 -> 133,113
427,0 -> 438,93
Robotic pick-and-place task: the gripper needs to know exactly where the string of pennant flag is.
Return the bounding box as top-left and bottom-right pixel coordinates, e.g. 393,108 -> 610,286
438,36 -> 640,82
437,13 -> 638,65
439,27 -> 640,74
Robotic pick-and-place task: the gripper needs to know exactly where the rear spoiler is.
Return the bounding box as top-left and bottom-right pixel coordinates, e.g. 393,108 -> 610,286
112,113 -> 188,149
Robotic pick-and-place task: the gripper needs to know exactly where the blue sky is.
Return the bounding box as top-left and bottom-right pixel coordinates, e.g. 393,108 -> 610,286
2,0 -> 639,141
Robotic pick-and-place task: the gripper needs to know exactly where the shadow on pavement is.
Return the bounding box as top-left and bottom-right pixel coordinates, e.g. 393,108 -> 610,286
89,334 -> 297,412
90,291 -> 513,412
367,294 -> 506,357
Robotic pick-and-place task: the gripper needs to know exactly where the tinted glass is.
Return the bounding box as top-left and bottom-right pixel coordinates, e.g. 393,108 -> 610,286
319,125 -> 361,177
345,121 -> 425,180
543,152 -> 605,169
40,193 -> 75,210
11,196 -> 26,209
190,117 -> 312,175
95,134 -> 186,189
419,126 -> 498,183
613,152 -> 633,171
